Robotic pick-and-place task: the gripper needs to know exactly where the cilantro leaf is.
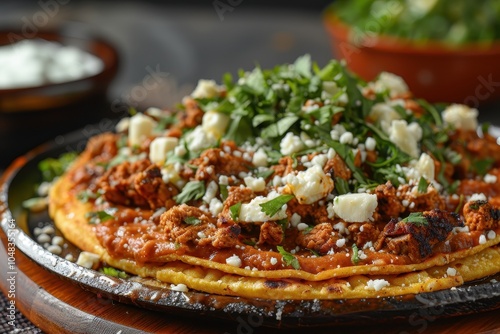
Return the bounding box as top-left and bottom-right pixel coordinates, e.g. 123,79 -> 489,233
38,151 -> 78,182
219,184 -> 229,201
230,202 -> 242,221
351,243 -> 360,265
260,115 -> 299,139
471,158 -> 495,176
277,245 -> 301,269
259,194 -> 294,217
101,267 -> 128,279
293,54 -> 312,78
183,216 -> 201,225
417,177 -> 429,194
174,181 -> 205,204
85,208 -> 117,224
401,212 -> 428,226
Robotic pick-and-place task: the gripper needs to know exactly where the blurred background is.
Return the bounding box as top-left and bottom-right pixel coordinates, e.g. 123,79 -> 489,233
0,0 -> 333,167
1,0 -> 500,167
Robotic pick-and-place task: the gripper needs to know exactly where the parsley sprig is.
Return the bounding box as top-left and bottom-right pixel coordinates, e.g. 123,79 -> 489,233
277,245 -> 301,270
401,212 -> 428,226
259,194 -> 294,217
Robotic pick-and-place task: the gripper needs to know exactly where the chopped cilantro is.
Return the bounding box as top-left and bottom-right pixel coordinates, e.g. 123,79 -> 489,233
229,202 -> 242,221
277,245 -> 300,270
85,208 -> 117,224
401,212 -> 428,226
417,177 -> 429,194
38,152 -> 78,182
259,194 -> 294,217
77,190 -> 98,203
471,158 -> 495,176
101,267 -> 128,279
255,169 -> 275,180
174,181 -> 205,204
219,184 -> 229,201
351,243 -> 359,265
183,216 -> 201,225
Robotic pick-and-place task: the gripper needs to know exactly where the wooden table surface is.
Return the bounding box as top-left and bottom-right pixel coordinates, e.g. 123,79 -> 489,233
1,225 -> 500,334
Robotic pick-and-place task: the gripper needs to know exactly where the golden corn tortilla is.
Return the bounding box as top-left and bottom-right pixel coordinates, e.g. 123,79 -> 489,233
49,161 -> 500,300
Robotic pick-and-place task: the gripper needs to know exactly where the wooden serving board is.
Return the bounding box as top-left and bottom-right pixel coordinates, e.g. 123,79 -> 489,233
1,229 -> 500,334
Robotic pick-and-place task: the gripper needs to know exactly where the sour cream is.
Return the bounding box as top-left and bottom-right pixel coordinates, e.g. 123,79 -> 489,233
0,39 -> 104,89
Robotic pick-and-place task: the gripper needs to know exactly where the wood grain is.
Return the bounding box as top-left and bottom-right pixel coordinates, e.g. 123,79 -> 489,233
1,228 -> 500,334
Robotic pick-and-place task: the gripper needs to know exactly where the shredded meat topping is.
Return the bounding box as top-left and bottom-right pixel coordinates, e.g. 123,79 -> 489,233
463,200 -> 500,231
375,210 -> 463,262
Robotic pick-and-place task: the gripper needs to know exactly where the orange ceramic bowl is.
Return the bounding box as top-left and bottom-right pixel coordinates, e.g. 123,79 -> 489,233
323,12 -> 500,106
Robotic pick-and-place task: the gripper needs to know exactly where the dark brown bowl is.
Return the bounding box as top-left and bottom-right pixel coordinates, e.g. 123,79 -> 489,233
0,26 -> 120,168
0,28 -> 119,113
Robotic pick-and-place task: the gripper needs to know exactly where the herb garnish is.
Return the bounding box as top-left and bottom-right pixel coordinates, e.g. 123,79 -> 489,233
174,181 -> 205,204
351,243 -> 360,265
277,245 -> 301,270
183,216 -> 201,225
229,202 -> 242,221
259,194 -> 294,217
38,152 -> 78,182
85,208 -> 117,224
101,267 -> 128,279
400,212 -> 428,226
417,177 -> 429,194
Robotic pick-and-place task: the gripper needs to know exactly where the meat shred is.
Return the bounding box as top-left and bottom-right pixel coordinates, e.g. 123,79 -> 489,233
376,210 -> 463,262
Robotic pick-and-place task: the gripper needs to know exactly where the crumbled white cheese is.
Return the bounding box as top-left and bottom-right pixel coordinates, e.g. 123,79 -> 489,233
244,176 -> 266,192
339,131 -> 354,145
333,222 -> 348,235
365,279 -> 390,291
297,223 -> 309,231
369,102 -> 402,133
239,191 -> 288,222
115,117 -> 130,133
161,165 -> 182,186
202,110 -> 230,139
280,132 -> 304,155
488,230 -> 497,240
170,283 -> 189,292
270,257 -> 278,265
226,254 -> 242,267
76,251 -> 101,269
484,174 -> 497,184
333,193 -> 378,223
365,137 -> 376,151
285,165 -> 334,204
336,238 -> 346,248
446,267 -> 457,276
209,198 -> 223,217
470,193 -> 487,202
388,120 -> 422,158
149,136 -> 179,164
290,213 -> 302,227
310,154 -> 329,168
252,148 -> 268,167
373,72 -> 409,97
128,113 -> 156,147
479,234 -> 487,245
185,126 -> 218,152
406,152 -> 435,182
202,181 -> 219,203
191,79 -> 221,99
442,104 -> 478,131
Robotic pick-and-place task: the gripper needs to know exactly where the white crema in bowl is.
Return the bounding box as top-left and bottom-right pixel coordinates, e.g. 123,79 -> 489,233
0,39 -> 104,89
